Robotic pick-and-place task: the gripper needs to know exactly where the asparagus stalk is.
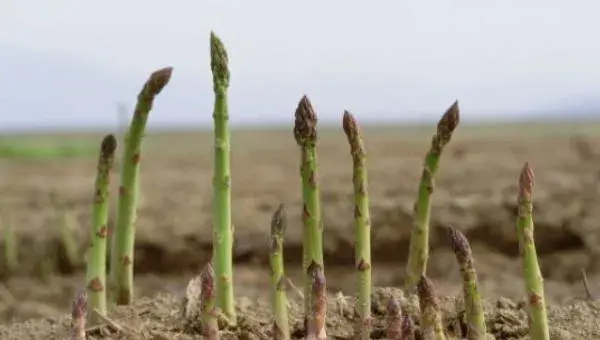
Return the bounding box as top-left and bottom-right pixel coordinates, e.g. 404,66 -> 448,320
342,110 -> 373,339
201,262 -> 220,340
293,95 -> 324,324
2,215 -> 18,276
516,163 -> 550,340
270,203 -> 290,340
110,66 -> 173,305
405,101 -> 460,290
447,226 -> 486,340
385,297 -> 403,339
86,134 -> 117,319
417,275 -> 446,340
70,289 -> 87,340
209,31 -> 236,324
305,262 -> 326,340
402,315 -> 415,340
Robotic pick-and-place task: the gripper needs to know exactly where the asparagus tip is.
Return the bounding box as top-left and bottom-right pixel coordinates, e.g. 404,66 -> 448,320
437,100 -> 460,136
271,203 -> 287,236
71,289 -> 87,320
519,162 -> 535,198
401,315 -> 414,338
210,31 -> 230,84
447,225 -> 471,263
100,134 -> 117,156
200,262 -> 215,300
387,297 -> 401,316
342,110 -> 357,139
417,275 -> 437,305
71,289 -> 87,339
145,67 -> 174,96
293,95 -> 318,146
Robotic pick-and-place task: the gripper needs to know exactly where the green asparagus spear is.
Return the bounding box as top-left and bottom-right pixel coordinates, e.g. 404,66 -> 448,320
209,31 -> 236,324
110,66 -> 173,305
86,134 -> 116,319
418,275 -> 446,340
342,110 -> 372,339
270,204 -> 290,340
405,101 -> 460,290
516,163 -> 549,340
447,226 -> 486,339
294,95 -> 325,326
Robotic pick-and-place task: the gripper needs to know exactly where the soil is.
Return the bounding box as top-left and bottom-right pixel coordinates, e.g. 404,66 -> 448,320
1,126 -> 600,338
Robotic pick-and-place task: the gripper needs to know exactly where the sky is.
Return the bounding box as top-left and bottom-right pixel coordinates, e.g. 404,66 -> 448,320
1,1 -> 600,131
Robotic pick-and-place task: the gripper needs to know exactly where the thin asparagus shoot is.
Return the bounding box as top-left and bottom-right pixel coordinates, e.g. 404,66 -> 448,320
342,110 -> 372,339
417,275 -> 446,340
517,163 -> 550,340
70,289 -> 87,340
110,66 -> 173,305
402,315 -> 415,340
385,297 -> 403,339
405,101 -> 460,290
201,262 -> 220,340
293,95 -> 324,323
447,226 -> 487,340
305,262 -> 326,340
209,31 -> 236,325
270,203 -> 290,340
86,134 -> 117,320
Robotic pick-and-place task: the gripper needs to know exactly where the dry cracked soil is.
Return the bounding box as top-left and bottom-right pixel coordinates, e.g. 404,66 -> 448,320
1,124 -> 600,339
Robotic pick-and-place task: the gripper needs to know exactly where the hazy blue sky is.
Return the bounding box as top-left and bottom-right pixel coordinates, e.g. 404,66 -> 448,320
1,1 -> 600,131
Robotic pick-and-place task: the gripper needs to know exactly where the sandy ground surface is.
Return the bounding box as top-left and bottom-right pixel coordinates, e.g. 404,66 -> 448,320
1,125 -> 600,338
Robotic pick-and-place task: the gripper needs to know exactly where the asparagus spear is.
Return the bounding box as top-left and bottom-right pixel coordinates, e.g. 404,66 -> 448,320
516,163 -> 549,340
110,66 -> 173,305
447,226 -> 486,340
305,262 -> 326,340
417,275 -> 446,340
401,315 -> 415,340
385,297 -> 403,339
209,31 -> 236,324
70,289 -> 87,340
270,204 -> 290,340
293,95 -> 325,324
342,110 -> 372,339
405,101 -> 460,290
86,134 -> 116,320
201,262 -> 220,340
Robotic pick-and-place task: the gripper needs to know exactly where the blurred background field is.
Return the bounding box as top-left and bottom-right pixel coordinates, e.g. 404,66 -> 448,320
1,121 -> 600,323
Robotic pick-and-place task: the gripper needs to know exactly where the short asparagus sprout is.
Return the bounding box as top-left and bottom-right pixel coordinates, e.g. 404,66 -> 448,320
270,204 -> 290,340
86,134 -> 117,320
294,95 -> 325,325
305,262 -> 326,340
201,262 -> 220,340
386,297 -> 403,339
447,226 -> 487,339
110,66 -> 173,305
516,163 -> 550,340
405,101 -> 460,290
342,110 -> 372,339
401,315 -> 415,340
417,275 -> 447,340
70,289 -> 87,340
